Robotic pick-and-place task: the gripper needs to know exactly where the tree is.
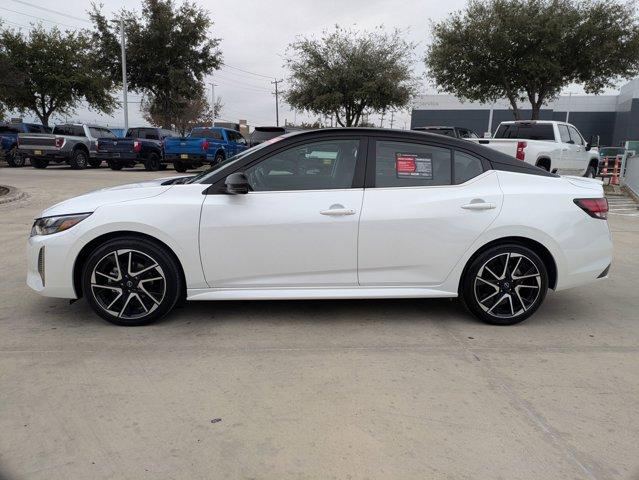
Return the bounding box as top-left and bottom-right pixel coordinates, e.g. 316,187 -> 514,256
91,0 -> 222,128
0,25 -> 117,127
284,26 -> 417,127
141,85 -> 223,135
426,0 -> 639,120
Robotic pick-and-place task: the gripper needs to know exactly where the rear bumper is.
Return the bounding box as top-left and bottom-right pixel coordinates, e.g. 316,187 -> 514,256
19,149 -> 68,160
96,152 -> 139,162
165,153 -> 207,163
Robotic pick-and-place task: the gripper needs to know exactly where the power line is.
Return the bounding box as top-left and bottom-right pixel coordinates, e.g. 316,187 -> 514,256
0,6 -> 80,29
8,0 -> 91,23
221,62 -> 275,79
2,18 -> 31,29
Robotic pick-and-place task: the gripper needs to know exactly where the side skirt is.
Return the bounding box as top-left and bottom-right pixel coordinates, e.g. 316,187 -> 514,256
186,287 -> 458,301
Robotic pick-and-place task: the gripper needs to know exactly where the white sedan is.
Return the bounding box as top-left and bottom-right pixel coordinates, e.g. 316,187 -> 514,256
27,128 -> 613,326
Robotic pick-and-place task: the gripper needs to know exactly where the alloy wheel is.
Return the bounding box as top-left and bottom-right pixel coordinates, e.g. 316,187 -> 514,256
473,252 -> 541,319
90,249 -> 166,320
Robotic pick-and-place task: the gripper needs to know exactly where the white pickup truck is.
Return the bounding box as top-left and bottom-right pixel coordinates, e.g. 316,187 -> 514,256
467,120 -> 600,177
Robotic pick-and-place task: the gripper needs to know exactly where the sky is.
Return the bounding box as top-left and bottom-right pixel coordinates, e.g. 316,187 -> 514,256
0,0 -> 618,130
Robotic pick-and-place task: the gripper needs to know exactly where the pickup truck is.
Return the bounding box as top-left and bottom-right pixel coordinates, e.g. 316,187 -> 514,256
164,127 -> 248,173
1,122 -> 50,167
412,125 -> 480,139
467,120 -> 600,177
96,127 -> 179,171
18,123 -> 116,169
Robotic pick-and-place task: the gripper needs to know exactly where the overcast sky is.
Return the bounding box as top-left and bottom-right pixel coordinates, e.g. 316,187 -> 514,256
0,0 -> 616,130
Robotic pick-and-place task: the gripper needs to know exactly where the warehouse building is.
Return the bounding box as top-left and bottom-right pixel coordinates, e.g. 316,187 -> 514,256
411,78 -> 639,147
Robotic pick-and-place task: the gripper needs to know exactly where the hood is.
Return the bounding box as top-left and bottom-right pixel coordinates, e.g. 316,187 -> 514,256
40,177 -> 180,218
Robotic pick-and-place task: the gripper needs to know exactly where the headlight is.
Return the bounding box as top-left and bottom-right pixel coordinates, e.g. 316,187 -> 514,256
30,213 -> 92,237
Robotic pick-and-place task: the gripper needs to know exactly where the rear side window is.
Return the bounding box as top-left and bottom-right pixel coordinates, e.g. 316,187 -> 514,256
89,127 -> 116,139
495,123 -> 554,141
73,125 -> 86,137
375,140 -> 451,187
26,125 -> 45,133
0,125 -> 20,134
454,151 -> 484,184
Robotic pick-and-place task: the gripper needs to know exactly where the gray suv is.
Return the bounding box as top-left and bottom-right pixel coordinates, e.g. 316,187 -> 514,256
18,123 -> 117,169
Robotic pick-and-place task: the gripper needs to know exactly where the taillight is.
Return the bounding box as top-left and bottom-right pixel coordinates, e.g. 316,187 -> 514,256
516,141 -> 526,161
574,198 -> 608,219
55,137 -> 64,148
133,140 -> 141,153
201,140 -> 210,151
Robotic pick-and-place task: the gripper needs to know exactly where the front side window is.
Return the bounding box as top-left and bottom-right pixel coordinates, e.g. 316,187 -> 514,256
245,139 -> 360,191
567,125 -> 584,145
454,151 -> 484,184
375,140 -> 451,187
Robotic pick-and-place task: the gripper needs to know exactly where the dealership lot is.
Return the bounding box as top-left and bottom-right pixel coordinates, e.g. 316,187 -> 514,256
1,167 -> 639,479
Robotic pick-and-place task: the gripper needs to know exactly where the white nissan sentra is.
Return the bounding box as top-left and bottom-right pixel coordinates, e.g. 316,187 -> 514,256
26,128 -> 613,326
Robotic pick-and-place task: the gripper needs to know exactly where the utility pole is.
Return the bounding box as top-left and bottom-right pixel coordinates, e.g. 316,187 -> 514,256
565,92 -> 573,123
209,81 -> 218,124
271,79 -> 283,126
120,18 -> 128,132
389,111 -> 395,129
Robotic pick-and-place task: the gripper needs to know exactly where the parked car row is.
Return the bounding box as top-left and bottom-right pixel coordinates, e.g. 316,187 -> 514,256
2,122 -> 249,172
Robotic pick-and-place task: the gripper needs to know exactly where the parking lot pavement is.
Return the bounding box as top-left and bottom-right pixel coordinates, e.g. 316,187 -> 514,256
1,166 -> 639,480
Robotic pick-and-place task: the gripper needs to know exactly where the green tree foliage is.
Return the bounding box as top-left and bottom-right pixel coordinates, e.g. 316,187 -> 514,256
285,26 -> 417,127
0,25 -> 117,127
141,84 -> 223,135
91,0 -> 222,128
426,0 -> 639,119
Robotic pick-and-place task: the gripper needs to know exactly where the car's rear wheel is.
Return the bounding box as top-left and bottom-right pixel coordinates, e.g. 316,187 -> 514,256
462,244 -> 548,325
107,160 -> 124,170
70,149 -> 88,169
31,157 -> 49,169
144,153 -> 161,171
82,237 -> 182,326
6,147 -> 25,167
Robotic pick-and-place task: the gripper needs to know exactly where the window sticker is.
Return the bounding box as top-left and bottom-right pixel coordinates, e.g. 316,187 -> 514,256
395,153 -> 433,179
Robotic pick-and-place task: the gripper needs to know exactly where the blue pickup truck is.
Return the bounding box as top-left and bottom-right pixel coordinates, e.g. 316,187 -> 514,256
96,127 -> 179,171
163,127 -> 248,172
1,122 -> 50,167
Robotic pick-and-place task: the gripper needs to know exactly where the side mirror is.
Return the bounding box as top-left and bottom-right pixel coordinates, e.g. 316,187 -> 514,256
585,142 -> 592,151
225,172 -> 250,194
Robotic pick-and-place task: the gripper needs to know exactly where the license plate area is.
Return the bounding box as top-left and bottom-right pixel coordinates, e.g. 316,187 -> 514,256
34,150 -> 42,155
180,154 -> 188,159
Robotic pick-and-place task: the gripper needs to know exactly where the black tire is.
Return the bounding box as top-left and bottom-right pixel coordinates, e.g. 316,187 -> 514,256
174,162 -> 188,173
69,149 -> 88,170
31,157 -> 49,169
81,237 -> 182,326
88,159 -> 102,168
107,160 -> 124,170
214,151 -> 225,165
144,152 -> 161,171
6,147 -> 25,167
159,163 -> 167,170
461,244 -> 548,325
584,165 -> 597,178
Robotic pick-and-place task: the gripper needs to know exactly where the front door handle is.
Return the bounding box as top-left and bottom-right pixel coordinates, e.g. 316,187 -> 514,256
461,202 -> 496,211
320,208 -> 356,216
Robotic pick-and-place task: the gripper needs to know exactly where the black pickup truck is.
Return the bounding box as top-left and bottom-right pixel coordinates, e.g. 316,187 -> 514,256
96,127 -> 179,171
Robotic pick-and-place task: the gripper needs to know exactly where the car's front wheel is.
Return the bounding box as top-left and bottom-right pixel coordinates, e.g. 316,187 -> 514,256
461,244 -> 548,325
82,237 -> 182,326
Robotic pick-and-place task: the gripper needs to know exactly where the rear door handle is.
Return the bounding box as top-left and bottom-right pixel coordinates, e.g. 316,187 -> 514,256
461,202 -> 496,211
320,208 -> 356,216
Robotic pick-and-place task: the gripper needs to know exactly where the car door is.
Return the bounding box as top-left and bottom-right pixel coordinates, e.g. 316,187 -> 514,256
358,138 -> 502,287
566,125 -> 589,174
556,123 -> 574,172
199,136 -> 366,288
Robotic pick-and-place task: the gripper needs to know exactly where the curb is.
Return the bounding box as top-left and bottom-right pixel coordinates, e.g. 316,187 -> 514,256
0,185 -> 26,205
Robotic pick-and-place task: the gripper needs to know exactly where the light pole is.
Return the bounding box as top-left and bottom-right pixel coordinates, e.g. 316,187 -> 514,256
120,18 -> 128,132
565,92 -> 573,123
209,82 -> 218,124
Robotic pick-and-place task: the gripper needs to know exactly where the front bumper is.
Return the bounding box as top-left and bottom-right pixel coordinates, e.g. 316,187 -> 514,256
27,232 -> 79,299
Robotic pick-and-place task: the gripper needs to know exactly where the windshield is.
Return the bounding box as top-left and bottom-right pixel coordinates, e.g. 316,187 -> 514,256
187,137 -> 286,184
599,147 -> 625,157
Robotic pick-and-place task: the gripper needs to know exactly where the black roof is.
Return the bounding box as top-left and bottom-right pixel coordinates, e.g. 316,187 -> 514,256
272,127 -> 554,177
